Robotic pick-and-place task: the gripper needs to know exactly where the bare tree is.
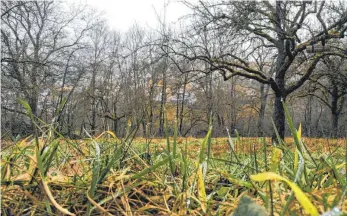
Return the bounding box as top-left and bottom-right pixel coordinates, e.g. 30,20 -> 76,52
1,1 -> 95,121
166,1 -> 347,141
303,56 -> 347,137
251,47 -> 275,136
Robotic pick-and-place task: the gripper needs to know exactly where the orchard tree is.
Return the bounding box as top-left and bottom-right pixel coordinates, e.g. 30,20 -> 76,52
166,1 -> 347,141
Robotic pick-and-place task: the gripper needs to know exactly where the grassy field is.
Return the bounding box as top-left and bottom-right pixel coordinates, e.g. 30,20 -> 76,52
1,132 -> 346,215
1,102 -> 346,216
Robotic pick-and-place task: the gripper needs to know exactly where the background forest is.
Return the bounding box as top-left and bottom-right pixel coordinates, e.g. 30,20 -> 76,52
1,1 -> 347,139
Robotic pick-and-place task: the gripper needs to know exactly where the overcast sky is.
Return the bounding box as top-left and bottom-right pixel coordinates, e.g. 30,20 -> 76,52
83,0 -> 192,32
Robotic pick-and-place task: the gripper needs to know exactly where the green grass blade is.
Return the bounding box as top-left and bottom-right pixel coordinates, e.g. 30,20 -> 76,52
131,156 -> 171,180
164,108 -> 175,176
199,126 -> 212,164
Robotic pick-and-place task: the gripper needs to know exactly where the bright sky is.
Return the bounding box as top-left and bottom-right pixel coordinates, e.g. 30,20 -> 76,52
83,0 -> 192,32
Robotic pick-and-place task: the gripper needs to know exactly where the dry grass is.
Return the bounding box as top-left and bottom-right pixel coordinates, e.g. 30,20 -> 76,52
1,136 -> 346,215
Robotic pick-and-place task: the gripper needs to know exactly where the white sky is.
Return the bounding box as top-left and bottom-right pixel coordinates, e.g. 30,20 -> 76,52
82,0 -> 192,32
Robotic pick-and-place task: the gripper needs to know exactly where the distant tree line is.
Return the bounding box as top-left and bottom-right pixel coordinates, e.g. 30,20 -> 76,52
1,1 -> 347,139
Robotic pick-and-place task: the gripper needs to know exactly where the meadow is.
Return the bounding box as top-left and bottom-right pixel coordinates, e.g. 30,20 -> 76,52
1,105 -> 347,215
2,1 -> 347,215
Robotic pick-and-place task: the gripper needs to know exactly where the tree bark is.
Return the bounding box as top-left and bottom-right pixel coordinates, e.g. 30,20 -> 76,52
28,95 -> 38,118
230,77 -> 237,132
158,67 -> 167,137
331,85 -> 339,138
90,67 -> 97,135
179,74 -> 188,135
271,64 -> 286,142
272,1 -> 286,142
331,111 -> 339,138
272,93 -> 286,142
113,102 -> 118,135
304,95 -> 313,137
258,83 -> 267,136
272,65 -> 286,142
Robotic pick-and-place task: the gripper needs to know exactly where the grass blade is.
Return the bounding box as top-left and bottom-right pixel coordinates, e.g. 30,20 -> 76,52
197,164 -> 207,213
251,172 -> 319,216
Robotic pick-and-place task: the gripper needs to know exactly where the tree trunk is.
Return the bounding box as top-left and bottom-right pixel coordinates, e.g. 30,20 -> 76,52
29,63 -> 39,118
331,111 -> 339,138
142,120 -> 147,137
206,69 -> 213,122
158,71 -> 166,137
149,103 -> 154,135
29,95 -> 38,118
230,77 -> 236,132
314,104 -> 323,137
217,114 -> 225,132
113,102 -> 118,135
179,74 -> 188,135
304,95 -> 313,137
113,119 -> 118,136
258,83 -> 266,136
91,77 -> 97,135
331,85 -> 339,138
80,120 -> 84,136
272,79 -> 286,142
272,1 -> 286,143
67,107 -> 72,137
